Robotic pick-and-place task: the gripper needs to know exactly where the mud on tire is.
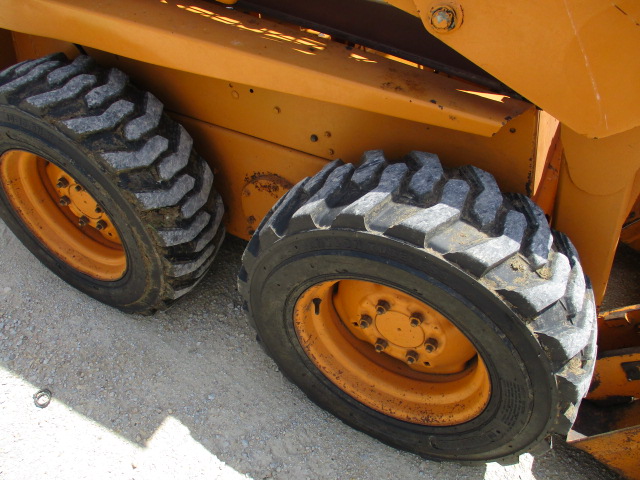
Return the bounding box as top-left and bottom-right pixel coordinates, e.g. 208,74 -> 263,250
239,150 -> 597,463
0,53 -> 224,313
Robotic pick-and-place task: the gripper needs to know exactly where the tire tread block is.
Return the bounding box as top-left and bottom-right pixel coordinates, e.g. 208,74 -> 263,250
26,74 -> 97,109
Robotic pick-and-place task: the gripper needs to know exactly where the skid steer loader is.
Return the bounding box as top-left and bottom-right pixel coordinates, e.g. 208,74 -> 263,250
0,0 -> 638,476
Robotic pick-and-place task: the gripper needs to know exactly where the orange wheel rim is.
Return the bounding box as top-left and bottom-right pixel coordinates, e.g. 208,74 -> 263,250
0,150 -> 126,280
294,279 -> 491,426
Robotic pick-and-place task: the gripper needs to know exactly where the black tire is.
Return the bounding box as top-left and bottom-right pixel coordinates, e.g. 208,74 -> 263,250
239,150 -> 597,463
0,53 -> 224,313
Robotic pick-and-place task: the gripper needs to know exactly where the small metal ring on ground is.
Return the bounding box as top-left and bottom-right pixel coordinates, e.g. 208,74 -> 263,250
33,389 -> 52,408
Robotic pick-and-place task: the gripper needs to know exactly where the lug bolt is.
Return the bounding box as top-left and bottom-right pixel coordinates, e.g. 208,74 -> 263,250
56,177 -> 69,189
376,300 -> 390,315
95,220 -> 107,231
95,206 -> 103,214
425,337 -> 439,353
74,185 -> 83,192
409,313 -> 424,327
406,351 -> 419,365
359,314 -> 372,329
78,216 -> 89,227
59,196 -> 71,206
374,339 -> 388,353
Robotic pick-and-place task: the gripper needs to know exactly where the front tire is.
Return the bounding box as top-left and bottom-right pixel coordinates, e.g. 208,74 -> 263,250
239,151 -> 596,462
0,53 -> 225,313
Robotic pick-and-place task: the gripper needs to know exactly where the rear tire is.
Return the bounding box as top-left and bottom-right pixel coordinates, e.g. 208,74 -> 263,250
239,150 -> 596,462
0,53 -> 225,313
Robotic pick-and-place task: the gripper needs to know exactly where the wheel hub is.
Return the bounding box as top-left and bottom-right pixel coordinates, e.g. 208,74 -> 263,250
294,279 -> 491,425
0,150 -> 126,280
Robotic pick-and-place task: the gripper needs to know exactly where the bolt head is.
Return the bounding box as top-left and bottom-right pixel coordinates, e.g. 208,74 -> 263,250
95,206 -> 103,214
56,177 -> 69,189
406,351 -> 419,365
74,185 -> 83,192
374,339 -> 388,352
430,5 -> 458,32
59,196 -> 71,206
376,300 -> 390,315
95,220 -> 107,231
409,313 -> 423,327
78,216 -> 89,227
425,337 -> 439,353
359,315 -> 372,328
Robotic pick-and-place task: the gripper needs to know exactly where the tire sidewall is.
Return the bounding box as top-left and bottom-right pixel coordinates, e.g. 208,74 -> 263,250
0,106 -> 165,311
249,229 -> 557,461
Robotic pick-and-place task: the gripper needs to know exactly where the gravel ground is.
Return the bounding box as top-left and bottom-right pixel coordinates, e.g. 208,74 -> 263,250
0,219 -> 623,480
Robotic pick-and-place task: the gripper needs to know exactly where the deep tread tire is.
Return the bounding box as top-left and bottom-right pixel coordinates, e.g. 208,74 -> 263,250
239,150 -> 597,462
0,53 -> 224,313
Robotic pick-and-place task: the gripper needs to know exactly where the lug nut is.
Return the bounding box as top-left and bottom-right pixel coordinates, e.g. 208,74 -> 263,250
56,177 -> 69,188
95,206 -> 103,214
359,314 -> 372,329
374,339 -> 388,353
376,300 -> 390,315
78,216 -> 89,227
409,313 -> 424,327
59,196 -> 71,206
406,351 -> 419,365
95,220 -> 107,231
74,185 -> 83,192
425,337 -> 439,353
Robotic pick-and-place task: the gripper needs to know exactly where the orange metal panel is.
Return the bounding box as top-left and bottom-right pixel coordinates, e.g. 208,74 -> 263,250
588,349 -> 640,401
172,115 -> 328,239
598,306 -> 640,352
553,124 -> 640,304
571,426 -> 640,480
390,0 -> 640,139
0,0 -> 531,137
